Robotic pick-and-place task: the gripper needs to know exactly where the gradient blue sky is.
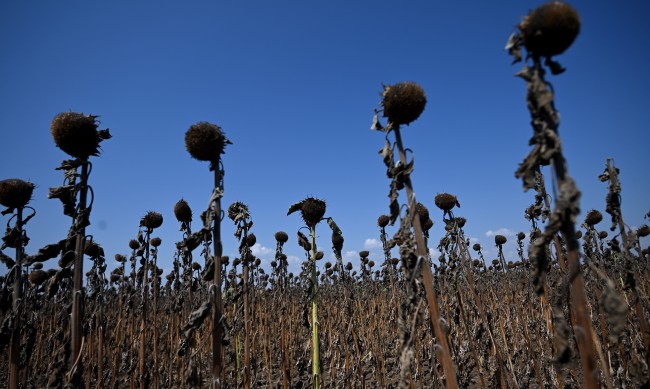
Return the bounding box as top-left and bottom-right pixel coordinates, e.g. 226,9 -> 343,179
1,1 -> 648,275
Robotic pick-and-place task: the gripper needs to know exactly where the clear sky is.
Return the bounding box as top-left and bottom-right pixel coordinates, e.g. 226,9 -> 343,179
1,1 -> 648,276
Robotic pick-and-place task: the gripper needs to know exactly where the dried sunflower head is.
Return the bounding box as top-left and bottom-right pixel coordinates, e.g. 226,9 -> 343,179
51,112 -> 102,159
434,193 -> 459,212
174,199 -> 192,223
359,250 -> 369,259
245,233 -> 256,248
377,214 -> 390,228
638,225 -> 650,238
517,232 -> 526,241
150,237 -> 162,247
129,239 -> 140,250
288,197 -> 326,228
185,122 -> 231,162
382,82 -> 427,125
0,178 -> 35,209
227,201 -> 249,222
584,209 -> 603,227
275,231 -> 289,243
29,269 -> 49,285
140,211 -> 163,229
472,243 -> 481,252
598,231 -> 608,240
519,1 -> 581,58
495,235 -> 507,245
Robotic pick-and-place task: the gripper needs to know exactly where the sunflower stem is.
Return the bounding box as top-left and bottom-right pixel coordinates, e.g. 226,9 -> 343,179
310,226 -> 321,389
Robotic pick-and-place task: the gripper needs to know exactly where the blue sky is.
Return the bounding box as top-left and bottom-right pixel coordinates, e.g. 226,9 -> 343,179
1,1 -> 648,275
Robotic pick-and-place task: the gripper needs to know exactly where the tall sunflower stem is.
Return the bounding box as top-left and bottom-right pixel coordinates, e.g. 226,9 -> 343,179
310,226 -> 321,389
392,124 -> 458,389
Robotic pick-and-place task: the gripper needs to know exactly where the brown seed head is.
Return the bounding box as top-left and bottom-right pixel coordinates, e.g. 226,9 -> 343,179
495,235 -> 507,245
227,201 -> 249,222
315,251 -> 324,260
434,193 -> 458,212
377,214 -> 390,228
423,218 -> 434,231
638,225 -> 650,238
472,243 -> 481,251
185,122 -> 230,162
115,254 -> 127,263
174,199 -> 192,223
51,112 -> 101,159
455,217 -> 467,228
29,269 -> 49,285
382,82 -> 427,125
575,230 -> 582,239
519,1 -> 581,57
359,250 -> 370,259
129,239 -> 140,250
300,197 -> 326,228
141,211 -> 163,229
599,231 -> 608,240
150,237 -> 162,247
275,231 -> 289,243
0,179 -> 35,209
584,209 -> 603,227
245,233 -> 256,247
191,262 -> 201,270
345,262 -> 353,271
391,258 -> 400,266
517,232 -> 526,241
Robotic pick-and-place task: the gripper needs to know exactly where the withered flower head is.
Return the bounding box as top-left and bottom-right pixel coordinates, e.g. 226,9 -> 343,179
455,217 -> 467,228
519,1 -> 581,58
51,112 -> 102,159
324,262 -> 332,269
150,237 -> 162,247
391,258 -> 400,266
33,263 -> 43,270
495,235 -> 507,245
0,178 -> 35,209
416,202 -> 430,224
472,243 -> 481,251
377,214 -> 390,228
228,201 -> 249,222
598,231 -> 608,240
289,197 -> 326,228
382,82 -> 427,125
129,239 -> 140,250
185,121 -> 231,162
29,269 -> 49,286
275,231 -> 289,243
141,211 -> 163,229
315,251 -> 324,260
423,218 -> 434,231
638,225 -> 650,238
115,254 -> 127,263
434,193 -> 459,212
345,262 -> 353,271
174,199 -> 192,223
84,241 -> 103,257
359,250 -> 369,259
517,232 -> 526,241
574,230 -> 582,239
245,233 -> 256,247
191,262 -> 201,270
584,209 -> 603,227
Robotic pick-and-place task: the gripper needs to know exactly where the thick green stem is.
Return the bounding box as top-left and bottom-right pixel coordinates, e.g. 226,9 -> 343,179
310,226 -> 321,389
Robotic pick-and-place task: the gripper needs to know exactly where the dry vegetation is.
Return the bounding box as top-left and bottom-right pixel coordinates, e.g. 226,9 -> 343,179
1,2 -> 650,388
